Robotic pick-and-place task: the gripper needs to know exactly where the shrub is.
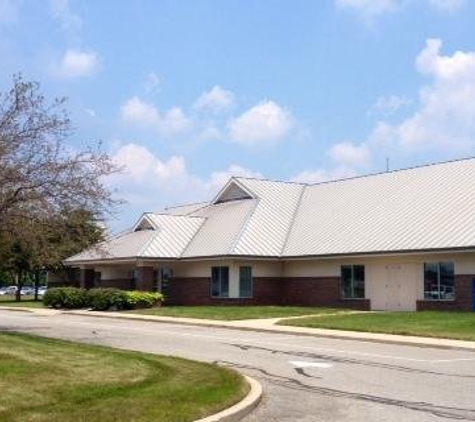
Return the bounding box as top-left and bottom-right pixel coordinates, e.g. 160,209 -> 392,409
123,291 -> 164,309
87,288 -> 127,311
43,287 -> 89,309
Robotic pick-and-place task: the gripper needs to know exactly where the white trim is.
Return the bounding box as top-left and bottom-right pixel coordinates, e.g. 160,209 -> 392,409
211,177 -> 257,204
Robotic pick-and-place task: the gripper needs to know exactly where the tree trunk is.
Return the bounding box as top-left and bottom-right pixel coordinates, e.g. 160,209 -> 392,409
15,270 -> 22,302
34,270 -> 40,301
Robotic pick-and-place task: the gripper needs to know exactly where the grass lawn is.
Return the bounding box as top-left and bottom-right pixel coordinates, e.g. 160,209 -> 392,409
0,295 -> 44,308
130,305 -> 349,320
0,332 -> 248,422
280,311 -> 475,341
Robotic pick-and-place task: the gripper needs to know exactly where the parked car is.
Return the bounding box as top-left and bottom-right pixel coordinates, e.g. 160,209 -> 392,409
20,287 -> 35,296
0,286 -> 18,295
37,287 -> 48,297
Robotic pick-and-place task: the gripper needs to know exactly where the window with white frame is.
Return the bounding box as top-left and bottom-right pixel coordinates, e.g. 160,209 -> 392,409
424,262 -> 455,300
239,266 -> 253,298
211,267 -> 229,298
341,265 -> 365,299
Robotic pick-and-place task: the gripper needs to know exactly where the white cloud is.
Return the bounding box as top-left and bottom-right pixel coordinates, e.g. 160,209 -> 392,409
207,165 -> 262,193
328,141 -> 371,167
229,101 -> 294,146
370,95 -> 411,115
120,96 -> 192,136
110,143 -> 260,213
375,38 -> 475,154
49,0 -> 82,34
53,49 -> 99,79
194,85 -> 235,113
84,108 -> 96,117
292,166 -> 357,184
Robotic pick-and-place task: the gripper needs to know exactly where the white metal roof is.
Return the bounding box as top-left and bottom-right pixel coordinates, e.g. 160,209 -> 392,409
284,158 -> 475,256
182,198 -> 256,257
67,158 -> 475,263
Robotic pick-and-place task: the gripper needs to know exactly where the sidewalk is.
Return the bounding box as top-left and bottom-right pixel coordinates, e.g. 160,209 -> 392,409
2,305 -> 473,351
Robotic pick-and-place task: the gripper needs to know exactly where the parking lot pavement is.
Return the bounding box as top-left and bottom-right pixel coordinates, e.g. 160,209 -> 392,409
1,310 -> 475,422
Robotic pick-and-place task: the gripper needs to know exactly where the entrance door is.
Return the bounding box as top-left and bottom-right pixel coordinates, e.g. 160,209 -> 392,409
385,264 -> 417,311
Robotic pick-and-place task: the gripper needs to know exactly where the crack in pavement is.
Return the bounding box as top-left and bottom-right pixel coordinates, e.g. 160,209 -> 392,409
216,360 -> 475,421
228,343 -> 475,379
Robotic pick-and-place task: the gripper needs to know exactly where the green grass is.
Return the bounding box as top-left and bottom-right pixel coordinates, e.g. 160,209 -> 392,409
280,311 -> 475,341
0,295 -> 45,308
130,305 -> 349,320
0,332 -> 248,422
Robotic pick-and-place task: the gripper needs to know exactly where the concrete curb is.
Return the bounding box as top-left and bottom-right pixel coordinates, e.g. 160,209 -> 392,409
65,309 -> 475,352
195,376 -> 262,422
1,306 -> 474,352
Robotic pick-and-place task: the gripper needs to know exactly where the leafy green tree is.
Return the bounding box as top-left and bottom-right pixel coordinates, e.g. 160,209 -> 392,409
0,75 -> 121,300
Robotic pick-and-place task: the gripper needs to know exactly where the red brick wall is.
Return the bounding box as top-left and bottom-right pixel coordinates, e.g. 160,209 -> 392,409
164,276 -> 370,309
99,279 -> 135,290
417,274 -> 474,311
281,277 -> 370,310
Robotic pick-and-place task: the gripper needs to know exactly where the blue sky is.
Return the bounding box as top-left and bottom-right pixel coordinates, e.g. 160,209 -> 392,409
1,0 -> 475,230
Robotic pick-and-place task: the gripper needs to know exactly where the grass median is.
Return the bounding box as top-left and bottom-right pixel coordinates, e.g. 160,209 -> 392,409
0,332 -> 248,422
130,305 -> 349,320
279,311 -> 475,341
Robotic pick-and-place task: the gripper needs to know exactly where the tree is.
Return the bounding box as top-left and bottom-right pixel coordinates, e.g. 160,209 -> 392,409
0,75 -> 121,300
0,74 -> 119,228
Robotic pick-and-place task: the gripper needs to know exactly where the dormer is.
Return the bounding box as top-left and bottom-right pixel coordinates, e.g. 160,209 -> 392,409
213,179 -> 255,204
133,214 -> 157,232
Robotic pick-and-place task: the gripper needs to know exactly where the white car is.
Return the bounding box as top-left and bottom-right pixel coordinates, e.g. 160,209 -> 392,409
37,288 -> 48,297
20,287 -> 35,296
0,286 -> 18,295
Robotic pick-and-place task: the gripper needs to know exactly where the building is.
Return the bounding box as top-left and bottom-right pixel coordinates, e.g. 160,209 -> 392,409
63,158 -> 475,311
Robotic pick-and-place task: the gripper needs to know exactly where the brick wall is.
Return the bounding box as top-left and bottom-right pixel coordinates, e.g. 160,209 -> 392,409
99,279 -> 135,290
164,276 -> 370,309
417,274 -> 474,311
281,277 -> 370,310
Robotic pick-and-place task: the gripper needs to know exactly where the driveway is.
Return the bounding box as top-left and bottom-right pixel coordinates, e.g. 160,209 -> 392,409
1,310 -> 475,422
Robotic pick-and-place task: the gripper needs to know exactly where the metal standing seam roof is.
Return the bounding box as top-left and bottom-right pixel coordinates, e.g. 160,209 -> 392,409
66,157 -> 475,264
283,158 -> 475,256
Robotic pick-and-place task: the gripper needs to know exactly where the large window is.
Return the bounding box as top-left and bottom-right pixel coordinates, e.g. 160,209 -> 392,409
424,262 -> 455,300
341,265 -> 365,299
211,267 -> 229,298
239,266 -> 253,298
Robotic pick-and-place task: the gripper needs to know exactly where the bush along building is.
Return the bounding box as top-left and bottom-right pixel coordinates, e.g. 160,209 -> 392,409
61,158 -> 475,311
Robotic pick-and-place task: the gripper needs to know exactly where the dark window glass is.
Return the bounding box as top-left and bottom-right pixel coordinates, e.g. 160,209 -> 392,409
341,265 -> 365,299
211,267 -> 229,298
239,266 -> 253,298
424,262 -> 455,301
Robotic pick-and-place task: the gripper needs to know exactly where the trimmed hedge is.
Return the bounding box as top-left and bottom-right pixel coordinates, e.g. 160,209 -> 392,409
43,287 -> 163,310
88,288 -> 127,311
43,287 -> 89,309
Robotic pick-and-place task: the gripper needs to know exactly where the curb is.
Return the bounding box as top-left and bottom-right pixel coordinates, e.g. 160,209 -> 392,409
1,306 -> 474,352
195,376 -> 262,422
66,309 -> 475,352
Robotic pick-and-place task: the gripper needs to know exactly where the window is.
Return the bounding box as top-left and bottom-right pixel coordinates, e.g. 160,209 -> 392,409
341,265 -> 365,299
239,266 -> 253,298
424,262 -> 455,300
211,267 -> 229,298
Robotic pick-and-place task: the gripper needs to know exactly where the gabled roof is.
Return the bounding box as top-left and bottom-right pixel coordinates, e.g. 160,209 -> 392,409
66,157 -> 475,264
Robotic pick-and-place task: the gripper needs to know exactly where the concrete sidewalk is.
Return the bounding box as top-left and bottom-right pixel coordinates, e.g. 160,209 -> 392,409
2,305 -> 473,351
